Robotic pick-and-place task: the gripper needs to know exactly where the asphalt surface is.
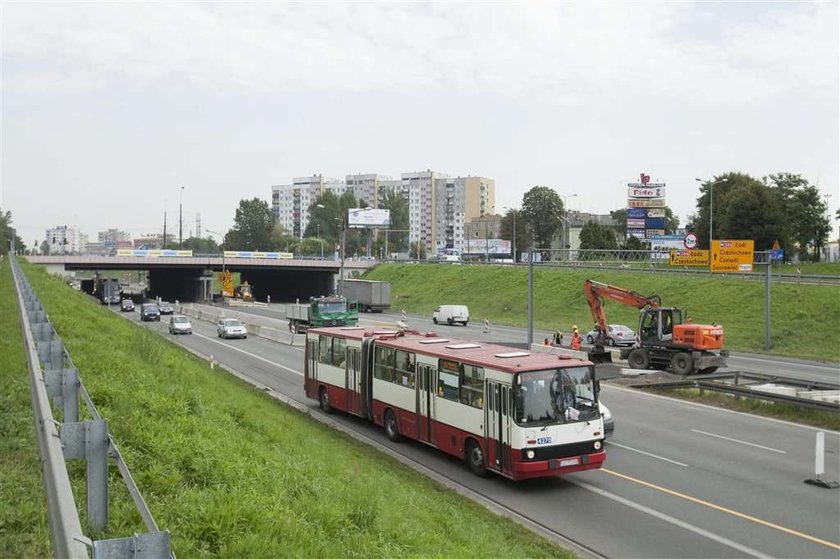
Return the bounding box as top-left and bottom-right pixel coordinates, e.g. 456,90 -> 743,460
121,303 -> 840,558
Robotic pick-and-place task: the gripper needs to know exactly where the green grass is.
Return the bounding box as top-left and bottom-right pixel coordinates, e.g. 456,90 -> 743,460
0,260 -> 52,557
364,264 -> 840,363
649,388 -> 840,431
6,260 -> 572,558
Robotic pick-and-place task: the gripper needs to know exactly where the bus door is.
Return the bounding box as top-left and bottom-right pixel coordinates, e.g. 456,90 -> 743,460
486,382 -> 512,475
415,363 -> 436,444
345,346 -> 363,416
305,337 -> 318,399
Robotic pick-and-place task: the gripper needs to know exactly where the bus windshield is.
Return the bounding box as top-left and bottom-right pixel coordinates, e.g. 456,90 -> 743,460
513,366 -> 599,427
318,301 -> 347,314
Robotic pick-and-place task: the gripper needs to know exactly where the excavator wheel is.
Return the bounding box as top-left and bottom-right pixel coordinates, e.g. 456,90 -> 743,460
627,349 -> 650,370
671,352 -> 693,376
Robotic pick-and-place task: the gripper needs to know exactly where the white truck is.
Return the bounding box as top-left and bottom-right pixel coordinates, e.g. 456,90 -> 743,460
342,279 -> 391,313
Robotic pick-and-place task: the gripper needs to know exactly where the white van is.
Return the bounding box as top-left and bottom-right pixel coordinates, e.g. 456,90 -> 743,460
432,305 -> 470,326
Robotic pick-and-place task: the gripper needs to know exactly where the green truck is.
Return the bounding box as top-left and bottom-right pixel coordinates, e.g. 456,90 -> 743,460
286,295 -> 359,333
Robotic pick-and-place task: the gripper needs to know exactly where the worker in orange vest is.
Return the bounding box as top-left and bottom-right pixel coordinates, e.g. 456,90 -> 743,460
570,325 -> 582,351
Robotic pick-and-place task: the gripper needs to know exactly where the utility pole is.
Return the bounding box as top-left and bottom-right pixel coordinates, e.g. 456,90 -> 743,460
163,212 -> 167,249
179,185 -> 185,249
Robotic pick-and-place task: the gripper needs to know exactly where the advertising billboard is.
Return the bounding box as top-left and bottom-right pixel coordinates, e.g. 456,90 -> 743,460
645,217 -> 666,229
463,239 -> 511,255
627,198 -> 666,208
646,208 -> 666,218
627,228 -> 646,239
347,208 -> 391,228
627,208 -> 647,218
627,186 -> 666,198
627,218 -> 646,229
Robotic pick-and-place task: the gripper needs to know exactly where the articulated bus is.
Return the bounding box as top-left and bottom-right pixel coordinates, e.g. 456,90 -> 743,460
304,326 -> 606,481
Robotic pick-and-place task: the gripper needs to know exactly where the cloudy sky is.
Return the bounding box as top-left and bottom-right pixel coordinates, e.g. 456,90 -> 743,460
2,2 -> 837,247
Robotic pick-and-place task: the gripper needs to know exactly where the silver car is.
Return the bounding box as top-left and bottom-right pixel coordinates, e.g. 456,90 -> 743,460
217,318 -> 247,339
169,315 -> 192,335
586,324 -> 636,347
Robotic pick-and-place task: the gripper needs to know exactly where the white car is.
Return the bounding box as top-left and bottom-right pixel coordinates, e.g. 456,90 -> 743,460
169,315 -> 192,335
217,318 -> 247,339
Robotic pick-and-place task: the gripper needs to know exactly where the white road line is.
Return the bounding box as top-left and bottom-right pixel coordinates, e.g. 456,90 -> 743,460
607,441 -> 689,467
573,479 -> 774,559
192,332 -> 303,377
690,429 -> 786,454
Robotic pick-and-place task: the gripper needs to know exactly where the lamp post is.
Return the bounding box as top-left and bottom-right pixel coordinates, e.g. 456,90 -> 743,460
559,193 -> 577,259
696,178 -> 729,249
179,185 -> 185,249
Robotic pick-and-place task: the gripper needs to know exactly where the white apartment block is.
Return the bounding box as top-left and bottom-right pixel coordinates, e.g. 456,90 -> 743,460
46,225 -> 86,254
98,228 -> 131,246
271,170 -> 496,257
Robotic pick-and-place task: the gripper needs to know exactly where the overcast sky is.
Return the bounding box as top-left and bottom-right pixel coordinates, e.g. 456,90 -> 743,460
2,2 -> 837,247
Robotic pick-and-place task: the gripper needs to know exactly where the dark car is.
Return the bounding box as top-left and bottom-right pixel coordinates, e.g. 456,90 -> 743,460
120,299 -> 135,312
158,301 -> 174,315
140,303 -> 160,322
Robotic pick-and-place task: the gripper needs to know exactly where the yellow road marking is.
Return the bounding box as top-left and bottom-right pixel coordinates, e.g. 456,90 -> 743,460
602,468 -> 840,551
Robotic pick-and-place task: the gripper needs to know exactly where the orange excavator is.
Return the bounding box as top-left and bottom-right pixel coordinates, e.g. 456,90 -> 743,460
583,279 -> 728,375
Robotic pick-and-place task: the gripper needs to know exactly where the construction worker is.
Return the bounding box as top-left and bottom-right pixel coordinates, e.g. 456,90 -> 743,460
552,330 -> 564,346
570,325 -> 582,351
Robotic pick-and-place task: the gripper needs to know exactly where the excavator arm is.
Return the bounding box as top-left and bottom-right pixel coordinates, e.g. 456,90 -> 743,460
583,279 -> 661,348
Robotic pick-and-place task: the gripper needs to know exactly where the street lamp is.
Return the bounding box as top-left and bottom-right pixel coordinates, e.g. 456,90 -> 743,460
696,178 -> 729,249
503,206 -> 517,262
560,193 -> 577,258
179,185 -> 185,249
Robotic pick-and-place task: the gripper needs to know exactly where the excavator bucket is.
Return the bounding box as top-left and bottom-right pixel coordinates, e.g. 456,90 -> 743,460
587,347 -> 613,365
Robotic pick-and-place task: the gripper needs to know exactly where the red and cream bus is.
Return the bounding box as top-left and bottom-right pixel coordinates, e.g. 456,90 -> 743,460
304,326 -> 607,481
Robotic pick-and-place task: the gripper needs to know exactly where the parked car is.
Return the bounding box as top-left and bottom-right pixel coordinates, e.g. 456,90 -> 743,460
158,301 -> 174,315
139,303 -> 160,322
586,324 -> 636,347
120,299 -> 135,312
169,315 -> 192,335
600,402 -> 614,438
217,318 -> 247,339
432,304 -> 469,326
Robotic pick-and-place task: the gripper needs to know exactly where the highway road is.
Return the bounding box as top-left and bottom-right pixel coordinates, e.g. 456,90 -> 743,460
117,303 -> 840,558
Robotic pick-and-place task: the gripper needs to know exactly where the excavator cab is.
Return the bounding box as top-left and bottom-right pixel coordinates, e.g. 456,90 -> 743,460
639,308 -> 682,345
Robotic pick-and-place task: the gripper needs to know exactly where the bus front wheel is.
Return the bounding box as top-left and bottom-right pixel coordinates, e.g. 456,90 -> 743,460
466,439 -> 488,477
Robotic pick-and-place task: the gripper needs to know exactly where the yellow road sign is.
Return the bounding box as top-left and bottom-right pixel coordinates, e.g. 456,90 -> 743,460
711,240 -> 754,272
670,249 -> 709,266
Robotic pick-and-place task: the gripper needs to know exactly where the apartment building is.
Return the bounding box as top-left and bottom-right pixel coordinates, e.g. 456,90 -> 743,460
272,170 -> 496,257
98,228 -> 131,247
45,225 -> 86,254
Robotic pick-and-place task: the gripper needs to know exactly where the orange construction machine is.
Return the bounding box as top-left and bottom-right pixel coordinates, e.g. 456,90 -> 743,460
583,279 -> 728,375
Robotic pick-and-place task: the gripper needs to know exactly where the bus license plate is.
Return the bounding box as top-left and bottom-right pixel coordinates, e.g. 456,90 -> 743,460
559,457 -> 579,467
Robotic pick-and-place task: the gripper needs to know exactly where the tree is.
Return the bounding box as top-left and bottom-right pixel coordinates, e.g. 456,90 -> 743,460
226,198 -> 277,251
765,173 -> 831,261
520,186 -> 564,253
182,236 -> 220,253
717,181 -> 786,251
694,173 -> 751,249
578,221 -> 618,250
621,236 -> 645,250
374,189 -> 410,255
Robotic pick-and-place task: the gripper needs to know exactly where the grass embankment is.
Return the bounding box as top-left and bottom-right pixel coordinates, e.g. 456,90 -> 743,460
0,259 -> 52,556
6,260 -> 570,558
363,264 -> 840,363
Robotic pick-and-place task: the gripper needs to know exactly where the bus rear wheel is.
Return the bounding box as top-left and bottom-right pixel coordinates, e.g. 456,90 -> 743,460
465,439 -> 488,477
319,386 -> 332,414
384,409 -> 403,442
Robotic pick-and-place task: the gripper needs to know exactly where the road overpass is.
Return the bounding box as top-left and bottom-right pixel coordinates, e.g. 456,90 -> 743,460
25,255 -> 377,303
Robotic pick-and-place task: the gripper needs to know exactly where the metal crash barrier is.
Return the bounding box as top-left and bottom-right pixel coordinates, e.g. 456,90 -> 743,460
11,257 -> 173,559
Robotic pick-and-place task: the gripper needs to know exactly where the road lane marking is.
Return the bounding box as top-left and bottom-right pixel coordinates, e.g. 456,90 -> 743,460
607,441 -> 689,467
601,468 -> 840,551
690,429 -> 786,454
192,332 -> 303,377
574,478 -> 773,559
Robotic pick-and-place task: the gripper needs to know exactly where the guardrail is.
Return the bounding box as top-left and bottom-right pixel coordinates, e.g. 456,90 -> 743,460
631,370 -> 840,411
11,257 -> 173,558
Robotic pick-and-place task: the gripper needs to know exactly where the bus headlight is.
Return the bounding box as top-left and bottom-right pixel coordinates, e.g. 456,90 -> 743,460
526,450 -> 536,459
594,441 -> 602,450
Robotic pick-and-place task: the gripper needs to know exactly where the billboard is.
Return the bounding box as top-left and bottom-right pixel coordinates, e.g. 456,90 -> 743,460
627,186 -> 666,198
463,239 -> 511,256
627,218 -> 646,229
627,198 -> 666,208
646,217 -> 666,229
646,208 -> 666,218
627,228 -> 646,239
627,208 -> 647,218
347,208 -> 390,228
645,229 -> 666,238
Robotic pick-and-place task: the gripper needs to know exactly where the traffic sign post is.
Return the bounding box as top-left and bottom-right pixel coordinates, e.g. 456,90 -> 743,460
711,240 -> 754,273
670,249 -> 709,266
